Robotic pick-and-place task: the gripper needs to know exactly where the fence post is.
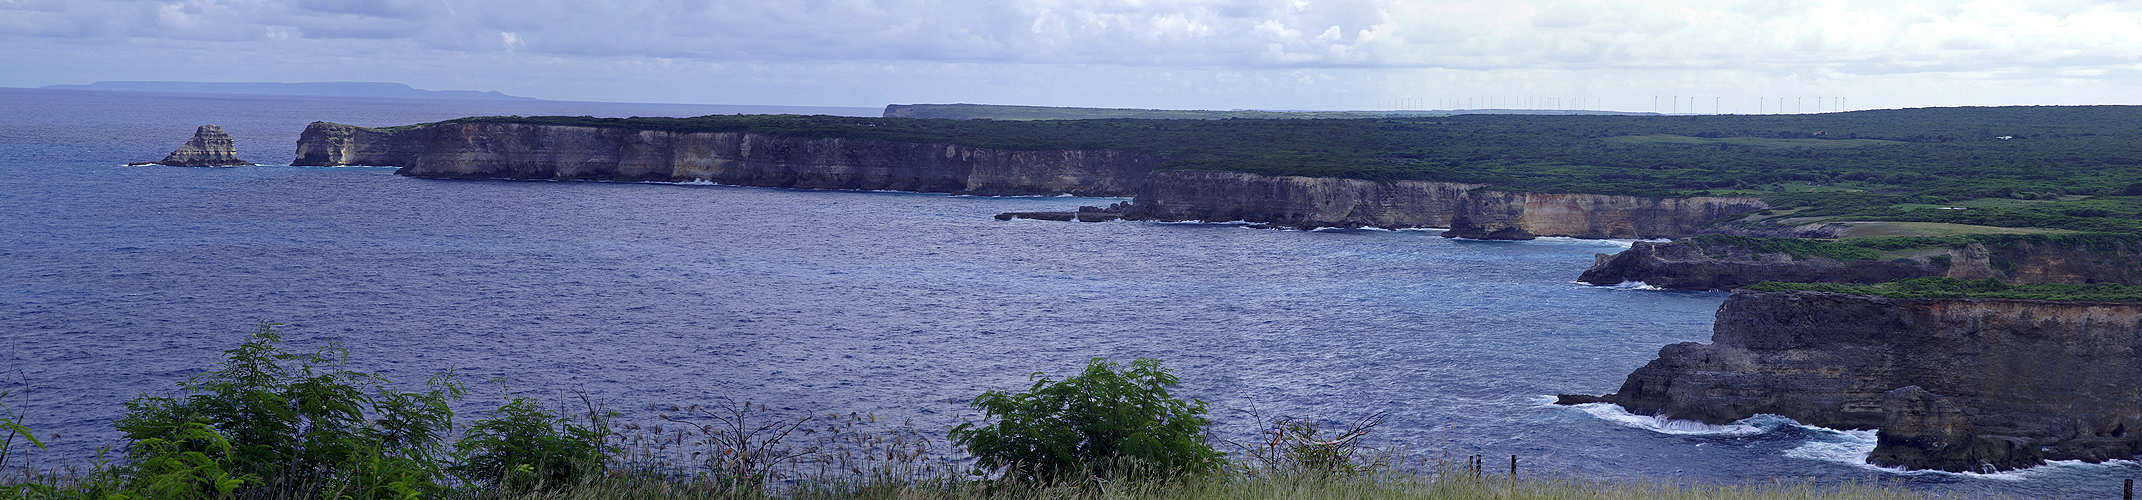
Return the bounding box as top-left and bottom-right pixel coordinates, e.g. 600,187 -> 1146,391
2124,478 -> 2132,500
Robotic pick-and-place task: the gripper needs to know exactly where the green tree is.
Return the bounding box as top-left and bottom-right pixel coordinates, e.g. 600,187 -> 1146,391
113,321 -> 462,499
949,357 -> 1223,483
450,391 -> 609,493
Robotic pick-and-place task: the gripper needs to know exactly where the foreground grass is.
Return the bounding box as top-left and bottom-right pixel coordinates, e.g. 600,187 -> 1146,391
501,472 -> 1961,500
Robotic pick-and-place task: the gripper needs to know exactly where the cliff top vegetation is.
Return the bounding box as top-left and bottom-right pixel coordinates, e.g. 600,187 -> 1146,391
413,105 -> 2142,234
1747,277 -> 2142,302
1682,232 -> 2142,261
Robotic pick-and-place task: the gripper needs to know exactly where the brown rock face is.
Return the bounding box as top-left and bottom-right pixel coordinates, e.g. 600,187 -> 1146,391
1579,237 -> 2142,290
1870,386 -> 2044,472
1578,240 -> 1948,290
134,124 -> 254,167
290,122 -> 1165,196
1124,170 -> 1763,238
1444,191 -> 1768,240
1577,290 -> 2142,471
1123,170 -> 1482,229
294,122 -> 1765,239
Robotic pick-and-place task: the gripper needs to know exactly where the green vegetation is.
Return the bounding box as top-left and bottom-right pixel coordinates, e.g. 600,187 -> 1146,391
418,105 -> 2142,234
950,357 -> 1224,483
109,320 -> 465,499
0,326 -> 1985,499
1680,232 -> 2142,263
1748,277 -> 2142,302
1680,235 -> 1884,262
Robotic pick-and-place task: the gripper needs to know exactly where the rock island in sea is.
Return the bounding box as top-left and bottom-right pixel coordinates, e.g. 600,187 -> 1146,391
131,124 -> 255,167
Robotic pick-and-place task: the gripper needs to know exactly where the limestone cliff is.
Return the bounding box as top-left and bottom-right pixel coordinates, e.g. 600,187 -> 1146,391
1443,191 -> 1768,240
1123,170 -> 1483,229
1567,290 -> 2142,472
132,124 -> 254,167
294,122 -> 1766,239
290,122 -> 1167,196
1124,170 -> 1764,238
1579,240 -> 1950,290
1581,236 -> 2142,290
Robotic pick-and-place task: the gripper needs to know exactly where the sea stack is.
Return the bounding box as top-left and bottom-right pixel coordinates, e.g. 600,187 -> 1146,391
131,124 -> 254,167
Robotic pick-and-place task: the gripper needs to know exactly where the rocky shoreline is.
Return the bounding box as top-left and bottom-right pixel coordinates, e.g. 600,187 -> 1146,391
1579,234 -> 2142,290
1561,289 -> 2142,472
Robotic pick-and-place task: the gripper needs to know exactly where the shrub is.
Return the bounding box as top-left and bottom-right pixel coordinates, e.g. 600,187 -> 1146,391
950,357 -> 1224,483
1234,411 -> 1394,478
111,321 -> 462,499
451,391 -> 609,493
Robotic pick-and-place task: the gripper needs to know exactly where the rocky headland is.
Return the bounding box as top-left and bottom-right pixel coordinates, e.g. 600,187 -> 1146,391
1561,289 -> 2142,472
1580,235 -> 2142,290
131,124 -> 254,167
293,121 -> 1765,239
292,121 -> 1164,196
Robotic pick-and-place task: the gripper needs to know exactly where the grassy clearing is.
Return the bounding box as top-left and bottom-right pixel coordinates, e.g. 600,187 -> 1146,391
1836,222 -> 2076,238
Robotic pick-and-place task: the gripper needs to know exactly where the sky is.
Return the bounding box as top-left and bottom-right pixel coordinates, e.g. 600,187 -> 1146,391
5,0 -> 2142,111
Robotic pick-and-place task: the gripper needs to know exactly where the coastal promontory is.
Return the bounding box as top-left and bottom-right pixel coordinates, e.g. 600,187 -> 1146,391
1579,234 -> 2142,290
131,124 -> 254,167
1563,286 -> 2142,472
291,118 -> 1765,239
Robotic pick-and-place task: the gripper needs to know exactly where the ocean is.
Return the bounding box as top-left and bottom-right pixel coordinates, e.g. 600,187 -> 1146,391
0,87 -> 2131,497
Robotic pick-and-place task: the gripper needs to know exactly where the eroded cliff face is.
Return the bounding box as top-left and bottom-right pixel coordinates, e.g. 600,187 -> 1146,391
1123,170 -> 1483,229
1579,241 -> 1952,290
1577,290 -> 2142,471
291,122 -> 1167,196
1444,191 -> 1768,240
296,122 -> 1765,238
1125,170 -> 1764,238
1580,238 -> 2142,290
293,121 -> 420,167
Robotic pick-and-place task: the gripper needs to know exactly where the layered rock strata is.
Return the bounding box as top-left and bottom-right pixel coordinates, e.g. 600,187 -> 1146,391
1564,290 -> 2142,472
132,124 -> 254,167
1581,237 -> 2142,290
1123,170 -> 1765,238
1122,170 -> 1483,230
292,122 -> 1167,197
1443,191 -> 1768,240
292,122 -> 1766,239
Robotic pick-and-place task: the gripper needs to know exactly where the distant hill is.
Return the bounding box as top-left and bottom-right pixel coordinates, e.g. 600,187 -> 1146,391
41,81 -> 536,101
883,103 -> 1651,120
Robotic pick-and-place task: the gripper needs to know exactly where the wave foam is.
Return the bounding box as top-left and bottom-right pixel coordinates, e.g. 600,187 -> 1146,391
1565,402 -> 1778,436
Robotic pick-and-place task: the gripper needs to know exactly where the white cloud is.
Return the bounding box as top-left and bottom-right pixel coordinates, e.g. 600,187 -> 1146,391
2,0 -> 2141,109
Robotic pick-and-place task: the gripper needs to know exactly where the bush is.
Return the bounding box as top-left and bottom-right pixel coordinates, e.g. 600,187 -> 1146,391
950,357 -> 1224,483
1234,411 -> 1394,478
111,321 -> 462,499
451,391 -> 609,493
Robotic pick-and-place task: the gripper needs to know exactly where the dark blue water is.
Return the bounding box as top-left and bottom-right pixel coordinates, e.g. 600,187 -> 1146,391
1,88 -> 2132,498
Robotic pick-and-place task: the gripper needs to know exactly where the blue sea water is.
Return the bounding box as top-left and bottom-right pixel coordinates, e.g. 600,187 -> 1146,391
0,88 -> 2133,497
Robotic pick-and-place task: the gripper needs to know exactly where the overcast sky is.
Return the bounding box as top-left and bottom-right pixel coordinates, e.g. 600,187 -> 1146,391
5,0 -> 2141,111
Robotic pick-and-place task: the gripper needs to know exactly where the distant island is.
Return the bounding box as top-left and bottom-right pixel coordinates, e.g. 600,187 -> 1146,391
40,81 -> 535,101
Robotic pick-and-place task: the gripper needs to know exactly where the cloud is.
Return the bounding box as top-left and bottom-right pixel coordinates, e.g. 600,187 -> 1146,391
4,0 -> 2142,109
